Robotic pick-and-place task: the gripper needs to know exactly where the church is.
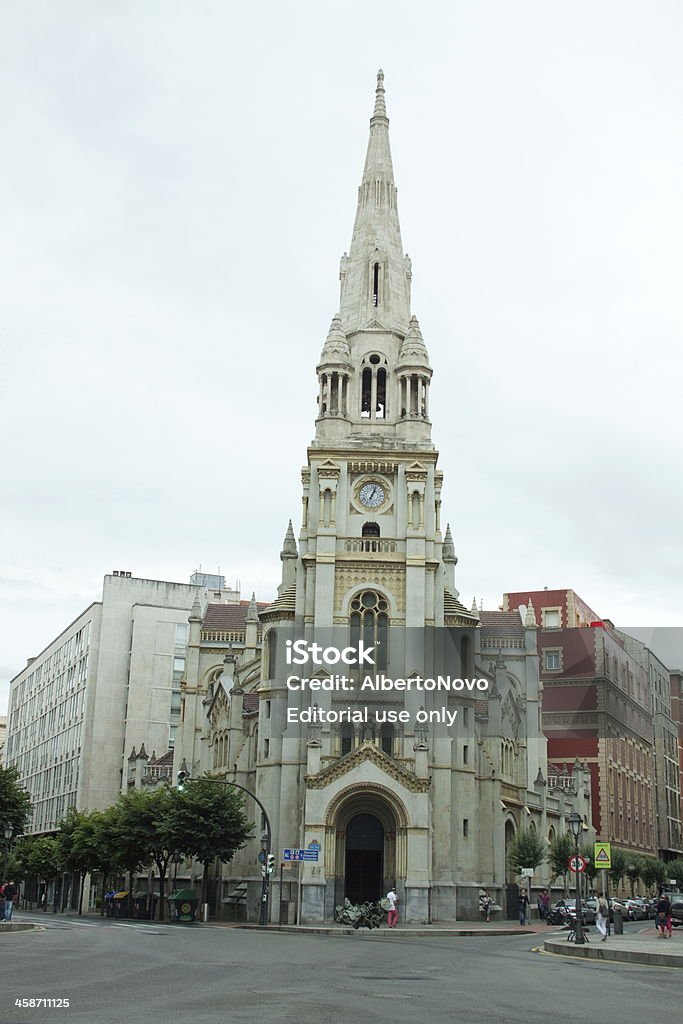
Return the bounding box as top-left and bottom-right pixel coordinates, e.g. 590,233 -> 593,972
175,72 -> 592,923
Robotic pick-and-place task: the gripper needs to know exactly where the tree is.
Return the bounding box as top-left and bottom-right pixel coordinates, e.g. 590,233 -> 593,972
0,765 -> 32,838
507,828 -> 546,877
114,788 -> 177,920
57,809 -> 104,915
548,834 -> 574,894
14,835 -> 62,907
639,856 -> 667,895
608,847 -> 627,891
625,856 -> 644,897
579,843 -> 597,897
163,777 -> 253,907
668,859 -> 683,887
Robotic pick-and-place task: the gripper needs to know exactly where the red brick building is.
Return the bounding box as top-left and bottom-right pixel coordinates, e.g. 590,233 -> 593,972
504,589 -> 659,858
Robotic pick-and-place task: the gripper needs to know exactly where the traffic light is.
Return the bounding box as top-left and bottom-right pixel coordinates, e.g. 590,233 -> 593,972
267,853 -> 276,875
177,770 -> 190,790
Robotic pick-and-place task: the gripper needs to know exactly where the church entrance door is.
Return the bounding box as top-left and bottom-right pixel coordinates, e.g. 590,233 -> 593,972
344,812 -> 384,904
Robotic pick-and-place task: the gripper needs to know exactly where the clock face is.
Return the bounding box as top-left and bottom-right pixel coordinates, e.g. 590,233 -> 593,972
359,481 -> 385,509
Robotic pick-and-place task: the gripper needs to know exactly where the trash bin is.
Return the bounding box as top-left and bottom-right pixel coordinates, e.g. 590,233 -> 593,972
131,893 -> 157,920
104,892 -> 116,918
168,890 -> 199,923
613,907 -> 624,934
112,891 -> 130,919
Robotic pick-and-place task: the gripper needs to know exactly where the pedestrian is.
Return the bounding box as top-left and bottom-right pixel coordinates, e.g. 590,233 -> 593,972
655,893 -> 671,938
3,881 -> 17,922
518,887 -> 530,926
541,889 -> 550,923
596,892 -> 609,942
386,886 -> 399,928
481,891 -> 492,922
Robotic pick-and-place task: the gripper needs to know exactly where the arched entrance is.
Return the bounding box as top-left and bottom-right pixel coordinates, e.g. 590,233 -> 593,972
325,785 -> 407,909
345,813 -> 384,904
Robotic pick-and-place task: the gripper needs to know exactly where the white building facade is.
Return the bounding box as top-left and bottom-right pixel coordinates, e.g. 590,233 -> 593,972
5,572 -> 238,833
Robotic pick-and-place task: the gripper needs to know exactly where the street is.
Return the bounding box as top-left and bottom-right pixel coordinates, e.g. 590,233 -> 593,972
2,914 -> 681,1024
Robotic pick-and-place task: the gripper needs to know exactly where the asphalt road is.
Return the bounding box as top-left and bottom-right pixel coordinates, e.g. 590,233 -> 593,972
2,914 -> 680,1024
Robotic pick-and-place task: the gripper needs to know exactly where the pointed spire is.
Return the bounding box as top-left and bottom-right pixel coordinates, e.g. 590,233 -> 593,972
319,314 -> 351,365
281,520 -> 297,560
246,591 -> 258,622
524,600 -> 537,628
138,743 -> 148,760
189,591 -> 202,623
442,523 -> 457,564
128,746 -> 137,762
399,315 -> 430,367
339,70 -> 411,332
471,597 -> 478,615
373,68 -> 387,120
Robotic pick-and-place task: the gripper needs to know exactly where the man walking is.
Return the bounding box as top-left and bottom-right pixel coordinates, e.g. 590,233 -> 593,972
518,888 -> 530,927
3,881 -> 17,921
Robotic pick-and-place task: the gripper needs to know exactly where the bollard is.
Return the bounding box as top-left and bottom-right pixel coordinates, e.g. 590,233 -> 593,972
613,908 -> 623,934
202,902 -> 209,923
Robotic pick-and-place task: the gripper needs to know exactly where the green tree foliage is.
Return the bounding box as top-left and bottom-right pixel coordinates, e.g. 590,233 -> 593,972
548,834 -> 574,893
57,809 -> 104,915
639,856 -> 667,894
15,834 -> 62,905
0,765 -> 32,837
113,788 -> 177,920
608,847 -> 628,889
668,859 -> 683,886
579,843 -> 598,887
506,828 -> 547,875
625,855 -> 644,896
163,776 -> 253,904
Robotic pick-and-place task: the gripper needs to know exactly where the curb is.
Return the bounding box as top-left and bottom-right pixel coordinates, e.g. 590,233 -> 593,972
236,924 -> 534,937
0,923 -> 37,935
543,937 -> 683,969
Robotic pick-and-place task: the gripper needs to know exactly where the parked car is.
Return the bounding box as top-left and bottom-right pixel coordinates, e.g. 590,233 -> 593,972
622,899 -> 646,921
670,897 -> 683,927
552,899 -> 596,925
631,898 -> 652,919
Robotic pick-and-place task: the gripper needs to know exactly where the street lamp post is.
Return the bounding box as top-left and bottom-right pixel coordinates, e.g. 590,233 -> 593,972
3,824 -> 14,882
176,771 -> 272,927
567,812 -> 586,944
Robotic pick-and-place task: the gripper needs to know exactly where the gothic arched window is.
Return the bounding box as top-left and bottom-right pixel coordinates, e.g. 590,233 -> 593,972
350,590 -> 388,671
265,629 -> 277,680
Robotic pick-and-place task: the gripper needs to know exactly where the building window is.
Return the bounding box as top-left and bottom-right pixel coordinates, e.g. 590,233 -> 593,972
463,744 -> 469,765
542,608 -> 561,629
463,818 -> 469,838
341,723 -> 353,756
544,649 -> 561,672
380,724 -> 393,756
265,630 -> 277,680
263,738 -> 270,759
172,657 -> 185,684
350,591 -> 388,670
175,623 -> 188,648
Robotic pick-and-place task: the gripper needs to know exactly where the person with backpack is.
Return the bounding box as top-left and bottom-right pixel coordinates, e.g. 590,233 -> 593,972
656,893 -> 671,938
596,892 -> 609,941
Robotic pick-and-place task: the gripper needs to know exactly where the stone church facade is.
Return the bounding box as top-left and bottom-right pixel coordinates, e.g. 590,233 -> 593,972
175,72 -> 592,923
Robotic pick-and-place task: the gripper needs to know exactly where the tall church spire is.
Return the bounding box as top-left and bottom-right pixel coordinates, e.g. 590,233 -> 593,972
338,70 -> 412,333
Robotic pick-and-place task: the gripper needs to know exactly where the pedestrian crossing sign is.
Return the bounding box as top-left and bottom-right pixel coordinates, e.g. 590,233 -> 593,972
594,842 -> 611,868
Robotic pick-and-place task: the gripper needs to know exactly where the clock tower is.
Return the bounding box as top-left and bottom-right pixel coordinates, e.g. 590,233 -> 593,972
298,70 -> 472,634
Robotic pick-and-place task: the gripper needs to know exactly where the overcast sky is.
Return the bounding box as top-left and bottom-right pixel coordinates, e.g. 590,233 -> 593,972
2,1 -> 682,712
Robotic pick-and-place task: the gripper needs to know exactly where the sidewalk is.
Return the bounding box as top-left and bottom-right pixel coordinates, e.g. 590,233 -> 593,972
235,920 -> 557,937
544,925 -> 683,968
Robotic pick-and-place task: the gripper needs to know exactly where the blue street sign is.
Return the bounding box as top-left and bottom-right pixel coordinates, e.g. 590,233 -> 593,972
283,848 -> 319,862
308,840 -> 321,851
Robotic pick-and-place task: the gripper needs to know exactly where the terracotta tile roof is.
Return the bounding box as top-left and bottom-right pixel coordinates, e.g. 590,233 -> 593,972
479,610 -> 525,643
242,694 -> 259,715
202,601 -> 269,630
149,750 -> 174,767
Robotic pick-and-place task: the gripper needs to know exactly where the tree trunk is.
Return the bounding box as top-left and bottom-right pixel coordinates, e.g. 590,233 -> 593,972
78,871 -> 86,915
158,866 -> 166,922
